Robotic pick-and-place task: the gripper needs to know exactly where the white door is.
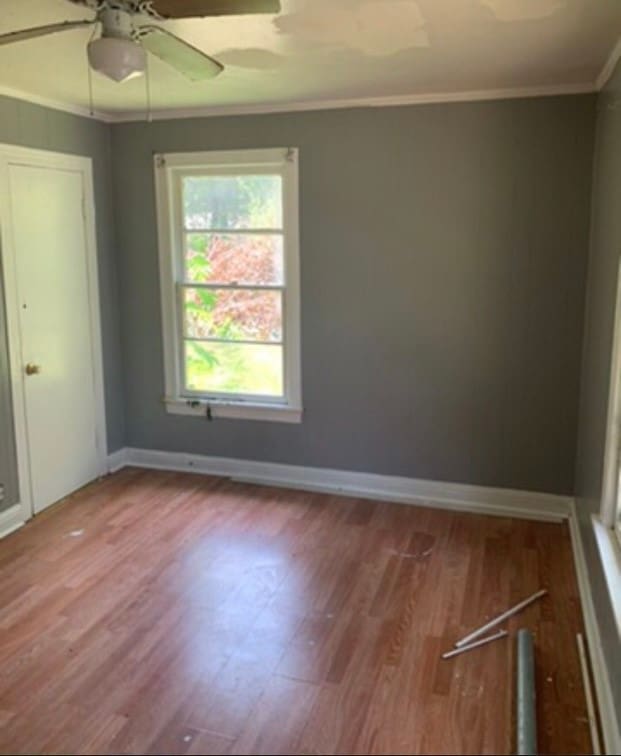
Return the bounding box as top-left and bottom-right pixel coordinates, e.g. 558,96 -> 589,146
6,162 -> 101,514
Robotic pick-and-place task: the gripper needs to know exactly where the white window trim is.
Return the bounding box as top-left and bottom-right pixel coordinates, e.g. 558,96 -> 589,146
591,514 -> 621,641
594,256 -> 621,648
600,257 -> 621,543
154,147 -> 302,423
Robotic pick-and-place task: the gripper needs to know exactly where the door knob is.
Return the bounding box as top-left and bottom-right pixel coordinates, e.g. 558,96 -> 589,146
25,363 -> 42,376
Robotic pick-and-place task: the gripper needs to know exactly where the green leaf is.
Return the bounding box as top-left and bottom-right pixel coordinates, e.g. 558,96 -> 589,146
184,301 -> 210,317
190,289 -> 216,310
189,233 -> 210,252
188,342 -> 219,368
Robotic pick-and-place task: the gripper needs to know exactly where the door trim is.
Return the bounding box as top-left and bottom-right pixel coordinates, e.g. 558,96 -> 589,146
0,143 -> 107,522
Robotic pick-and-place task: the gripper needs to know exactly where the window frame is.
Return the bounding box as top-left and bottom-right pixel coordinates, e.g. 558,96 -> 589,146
593,258 -> 621,656
601,257 -> 621,547
154,147 -> 302,423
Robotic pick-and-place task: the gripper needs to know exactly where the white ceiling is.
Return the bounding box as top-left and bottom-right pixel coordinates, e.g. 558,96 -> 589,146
0,0 -> 620,120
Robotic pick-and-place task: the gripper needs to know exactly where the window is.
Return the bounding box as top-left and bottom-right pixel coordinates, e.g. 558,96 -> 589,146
155,148 -> 301,423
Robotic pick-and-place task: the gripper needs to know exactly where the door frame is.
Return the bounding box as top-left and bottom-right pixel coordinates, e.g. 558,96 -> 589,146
0,143 -> 107,525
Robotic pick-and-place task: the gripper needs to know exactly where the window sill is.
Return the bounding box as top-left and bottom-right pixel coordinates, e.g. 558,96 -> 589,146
592,514 -> 621,640
164,398 -> 303,424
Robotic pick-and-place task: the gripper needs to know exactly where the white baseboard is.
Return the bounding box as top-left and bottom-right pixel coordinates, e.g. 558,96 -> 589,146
0,503 -> 25,539
569,501 -> 621,755
108,446 -> 571,522
107,447 -> 130,474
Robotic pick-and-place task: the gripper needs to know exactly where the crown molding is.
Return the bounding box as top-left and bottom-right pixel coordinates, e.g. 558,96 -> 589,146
0,84 -> 112,123
597,35 -> 621,91
106,81 -> 596,123
0,79 -> 601,125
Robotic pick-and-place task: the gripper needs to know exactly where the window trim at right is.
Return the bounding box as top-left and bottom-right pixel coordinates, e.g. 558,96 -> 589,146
591,254 -> 621,664
600,256 -> 621,544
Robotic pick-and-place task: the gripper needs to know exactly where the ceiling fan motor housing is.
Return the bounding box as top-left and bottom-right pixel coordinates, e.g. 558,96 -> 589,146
88,8 -> 146,82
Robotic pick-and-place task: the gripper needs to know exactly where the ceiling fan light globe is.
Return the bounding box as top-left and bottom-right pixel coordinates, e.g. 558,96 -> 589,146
87,37 -> 146,83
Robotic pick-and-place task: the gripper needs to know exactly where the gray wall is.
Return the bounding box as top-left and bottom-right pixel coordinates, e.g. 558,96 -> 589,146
575,62 -> 621,724
112,94 -> 595,494
0,95 -> 124,510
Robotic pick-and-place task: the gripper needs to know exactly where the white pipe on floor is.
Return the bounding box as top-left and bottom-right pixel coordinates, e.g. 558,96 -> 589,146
442,629 -> 508,659
576,632 -> 602,755
454,589 -> 547,648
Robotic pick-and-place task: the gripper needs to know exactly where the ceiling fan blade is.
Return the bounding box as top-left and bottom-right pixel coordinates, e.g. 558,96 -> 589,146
150,0 -> 281,19
140,26 -> 224,81
0,19 -> 94,47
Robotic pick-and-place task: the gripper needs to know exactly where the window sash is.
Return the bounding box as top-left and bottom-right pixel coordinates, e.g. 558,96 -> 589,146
180,282 -> 284,292
180,339 -> 286,402
174,169 -> 288,401
178,283 -> 285,346
176,278 -> 288,399
182,227 -> 284,234
184,335 -> 283,347
180,170 -> 284,232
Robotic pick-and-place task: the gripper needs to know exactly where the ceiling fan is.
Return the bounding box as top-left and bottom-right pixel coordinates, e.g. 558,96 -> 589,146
0,0 -> 281,83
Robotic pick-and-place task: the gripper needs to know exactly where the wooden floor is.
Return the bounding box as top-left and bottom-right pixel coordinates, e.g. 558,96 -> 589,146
0,468 -> 590,755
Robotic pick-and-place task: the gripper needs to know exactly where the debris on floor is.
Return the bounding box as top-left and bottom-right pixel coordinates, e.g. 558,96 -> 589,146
454,589 -> 548,649
442,588 -> 547,660
576,632 -> 602,755
391,547 -> 433,560
441,629 -> 508,659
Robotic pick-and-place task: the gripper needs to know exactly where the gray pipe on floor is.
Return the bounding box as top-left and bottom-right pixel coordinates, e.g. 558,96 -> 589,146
516,628 -> 537,756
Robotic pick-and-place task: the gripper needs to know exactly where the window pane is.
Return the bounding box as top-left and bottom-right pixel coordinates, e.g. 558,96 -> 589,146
184,288 -> 282,342
185,233 -> 284,286
183,175 -> 282,230
185,341 -> 283,396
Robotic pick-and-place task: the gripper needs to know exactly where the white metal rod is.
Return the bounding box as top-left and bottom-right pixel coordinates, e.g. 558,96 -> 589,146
442,629 -> 508,660
576,633 -> 602,755
455,589 -> 547,648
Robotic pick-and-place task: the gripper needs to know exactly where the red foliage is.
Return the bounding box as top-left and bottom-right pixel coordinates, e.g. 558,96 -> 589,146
188,235 -> 283,342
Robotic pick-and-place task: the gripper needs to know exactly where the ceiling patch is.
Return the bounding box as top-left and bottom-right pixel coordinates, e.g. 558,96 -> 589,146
275,0 -> 429,57
480,0 -> 565,23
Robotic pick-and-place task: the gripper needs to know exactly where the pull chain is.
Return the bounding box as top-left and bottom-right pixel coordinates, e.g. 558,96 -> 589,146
87,23 -> 98,118
145,52 -> 153,123
87,62 -> 94,117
